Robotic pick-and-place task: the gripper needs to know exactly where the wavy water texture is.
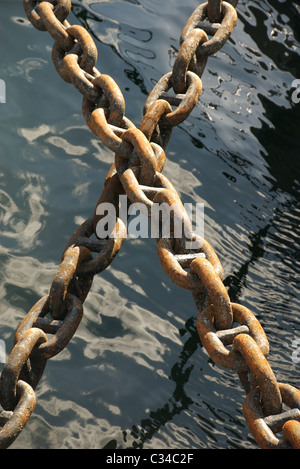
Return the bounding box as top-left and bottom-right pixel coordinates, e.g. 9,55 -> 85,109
0,0 -> 299,449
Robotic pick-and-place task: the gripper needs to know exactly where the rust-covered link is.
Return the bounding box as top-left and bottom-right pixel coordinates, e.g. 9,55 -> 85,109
140,99 -> 173,150
116,128 -> 158,187
0,380 -> 36,449
243,383 -> 300,449
144,71 -> 203,128
282,420 -> 300,449
191,256 -> 232,330
157,237 -> 205,292
181,1 -> 238,56
15,294 -> 83,360
0,328 -> 48,411
66,25 -> 98,75
233,334 -> 282,416
207,0 -> 223,22
52,38 -> 101,102
196,303 -> 269,371
23,0 -> 71,31
48,245 -> 81,320
82,76 -> 136,153
172,29 -> 208,93
38,1 -> 74,52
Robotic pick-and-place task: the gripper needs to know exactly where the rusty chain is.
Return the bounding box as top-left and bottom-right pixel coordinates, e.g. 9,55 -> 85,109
0,0 -> 299,449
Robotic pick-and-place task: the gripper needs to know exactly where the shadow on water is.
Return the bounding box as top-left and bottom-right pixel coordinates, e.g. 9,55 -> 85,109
103,317 -> 200,449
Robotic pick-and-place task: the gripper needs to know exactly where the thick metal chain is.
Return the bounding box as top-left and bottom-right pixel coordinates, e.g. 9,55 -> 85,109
0,0 -> 299,449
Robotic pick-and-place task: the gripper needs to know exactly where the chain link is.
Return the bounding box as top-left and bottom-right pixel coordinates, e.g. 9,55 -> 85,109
0,0 -> 299,449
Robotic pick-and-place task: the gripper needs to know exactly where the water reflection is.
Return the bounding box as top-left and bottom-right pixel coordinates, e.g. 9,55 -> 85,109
0,173 -> 46,252
1,0 -> 299,449
239,0 -> 300,75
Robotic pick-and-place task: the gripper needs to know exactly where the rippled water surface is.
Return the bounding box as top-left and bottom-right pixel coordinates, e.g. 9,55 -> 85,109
0,0 -> 300,449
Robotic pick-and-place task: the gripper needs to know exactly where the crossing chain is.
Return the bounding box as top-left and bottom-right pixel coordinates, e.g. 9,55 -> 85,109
0,0 -> 299,449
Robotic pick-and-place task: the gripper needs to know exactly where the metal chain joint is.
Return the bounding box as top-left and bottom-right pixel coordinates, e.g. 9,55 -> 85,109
0,0 -> 299,449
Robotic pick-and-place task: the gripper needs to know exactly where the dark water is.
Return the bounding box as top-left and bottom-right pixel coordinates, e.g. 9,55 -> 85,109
0,0 -> 299,449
